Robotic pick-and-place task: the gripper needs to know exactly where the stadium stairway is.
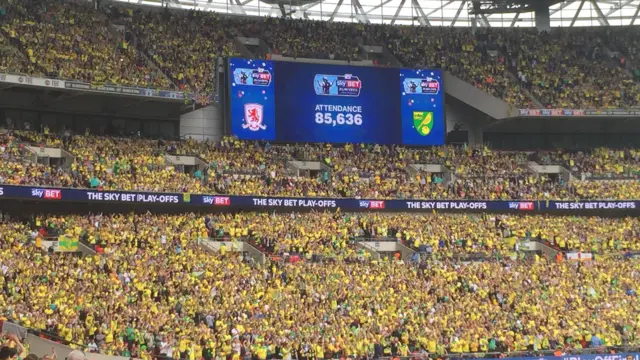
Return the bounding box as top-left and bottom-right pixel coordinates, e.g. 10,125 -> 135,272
356,239 -> 415,262
23,145 -> 74,170
0,30 -> 49,77
235,36 -> 271,59
442,71 -> 517,119
527,161 -> 574,183
106,21 -> 177,90
504,71 -> 544,108
198,237 -> 266,264
0,32 -> 32,72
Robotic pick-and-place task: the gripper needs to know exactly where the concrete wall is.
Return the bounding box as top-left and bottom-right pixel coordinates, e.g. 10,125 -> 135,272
358,240 -> 415,260
179,105 -> 224,141
25,146 -> 71,158
164,155 -> 206,167
528,162 -> 573,182
444,71 -> 512,120
288,161 -> 324,171
271,55 -> 374,66
199,239 -> 266,264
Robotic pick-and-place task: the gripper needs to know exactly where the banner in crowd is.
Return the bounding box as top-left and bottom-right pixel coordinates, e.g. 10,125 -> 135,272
0,185 -> 638,212
477,353 -> 640,360
519,108 -> 640,117
57,234 -> 79,251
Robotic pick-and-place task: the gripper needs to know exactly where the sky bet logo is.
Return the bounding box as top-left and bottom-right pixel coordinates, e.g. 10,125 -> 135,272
359,200 -> 385,209
31,188 -> 62,200
508,201 -> 534,210
203,196 -> 231,206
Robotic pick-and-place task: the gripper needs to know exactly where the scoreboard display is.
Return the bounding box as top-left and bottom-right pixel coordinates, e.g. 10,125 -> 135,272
227,58 -> 445,145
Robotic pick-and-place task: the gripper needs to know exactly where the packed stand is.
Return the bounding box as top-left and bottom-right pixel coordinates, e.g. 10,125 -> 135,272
379,27 -> 526,105
538,148 -> 640,179
241,18 -> 363,61
599,27 -> 640,83
209,212 -> 640,256
0,33 -> 38,75
4,131 -> 640,200
0,131 -> 80,188
498,214 -> 640,253
2,1 -> 640,108
0,0 -> 169,89
115,7 -> 240,95
3,212 -> 640,360
66,135 -> 207,193
504,28 -> 640,109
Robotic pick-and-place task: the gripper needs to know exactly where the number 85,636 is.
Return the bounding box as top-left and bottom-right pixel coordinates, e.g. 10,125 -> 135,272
314,112 -> 363,126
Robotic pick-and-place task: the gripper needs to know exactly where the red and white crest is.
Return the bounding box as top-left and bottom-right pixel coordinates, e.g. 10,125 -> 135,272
243,103 -> 266,131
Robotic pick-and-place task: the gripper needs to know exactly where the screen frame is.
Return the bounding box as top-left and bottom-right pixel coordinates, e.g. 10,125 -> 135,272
225,57 -> 446,147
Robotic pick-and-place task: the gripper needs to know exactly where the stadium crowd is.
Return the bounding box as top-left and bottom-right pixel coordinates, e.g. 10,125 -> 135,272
2,131 -> 639,200
2,4 -> 640,360
536,148 -> 640,179
0,0 -> 169,88
120,8 -> 240,95
1,211 -> 640,360
0,33 -> 37,75
208,212 -> 640,255
1,0 -> 639,108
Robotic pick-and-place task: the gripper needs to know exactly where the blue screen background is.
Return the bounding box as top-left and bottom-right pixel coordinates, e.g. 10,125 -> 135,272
228,58 -> 445,145
229,58 -> 276,141
274,62 -> 400,144
400,68 -> 445,146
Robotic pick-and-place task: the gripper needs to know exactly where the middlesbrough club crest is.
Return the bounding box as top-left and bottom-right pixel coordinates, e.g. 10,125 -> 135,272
243,103 -> 266,131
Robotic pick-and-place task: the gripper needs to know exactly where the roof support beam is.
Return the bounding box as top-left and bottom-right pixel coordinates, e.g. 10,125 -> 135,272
451,0 -> 466,26
352,0 -> 371,23
550,0 -> 577,15
364,0 -> 395,14
264,4 -> 279,16
411,0 -> 431,26
632,0 -> 640,24
426,0 -> 455,16
590,0 -> 610,26
390,0 -> 407,25
479,13 -> 491,26
605,0 -> 634,16
510,11 -> 520,26
227,0 -> 246,14
328,0 -> 345,21
299,0 -> 323,10
570,0 -> 585,26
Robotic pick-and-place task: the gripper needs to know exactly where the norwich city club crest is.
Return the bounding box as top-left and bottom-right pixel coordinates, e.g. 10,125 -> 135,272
413,111 -> 433,136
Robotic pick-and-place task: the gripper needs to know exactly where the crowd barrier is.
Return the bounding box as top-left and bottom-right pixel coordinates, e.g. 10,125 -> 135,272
0,184 -> 638,212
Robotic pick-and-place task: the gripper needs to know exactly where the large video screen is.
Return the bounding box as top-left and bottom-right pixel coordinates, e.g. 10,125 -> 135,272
228,58 -> 445,145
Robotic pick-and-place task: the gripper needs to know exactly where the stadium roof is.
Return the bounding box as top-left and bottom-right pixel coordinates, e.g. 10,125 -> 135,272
113,0 -> 640,26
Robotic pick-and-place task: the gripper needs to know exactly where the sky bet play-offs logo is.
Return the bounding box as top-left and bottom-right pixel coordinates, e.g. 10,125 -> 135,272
203,196 -> 231,206
314,74 -> 361,97
232,67 -> 272,87
403,77 -> 440,95
31,188 -> 62,200
412,111 -> 434,136
359,200 -> 385,209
